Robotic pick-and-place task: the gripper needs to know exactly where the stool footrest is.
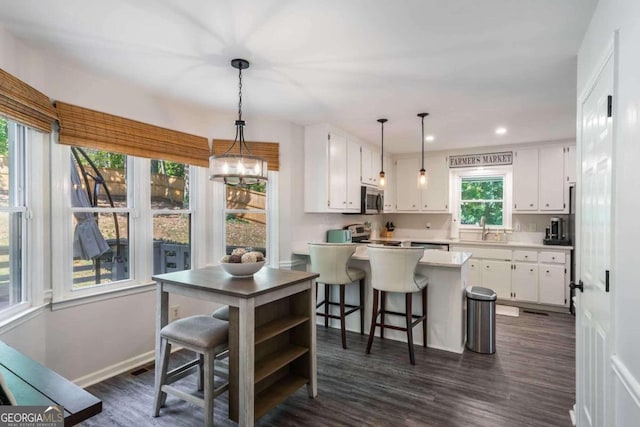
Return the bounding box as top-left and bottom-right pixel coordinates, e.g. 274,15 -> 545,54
166,360 -> 200,385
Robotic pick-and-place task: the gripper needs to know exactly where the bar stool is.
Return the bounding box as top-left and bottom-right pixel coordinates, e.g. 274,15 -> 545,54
153,315 -> 229,427
309,243 -> 365,349
366,246 -> 428,365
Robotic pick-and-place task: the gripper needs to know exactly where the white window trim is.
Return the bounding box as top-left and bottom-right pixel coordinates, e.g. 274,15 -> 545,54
0,124 -> 48,321
50,145 -> 208,304
451,167 -> 513,230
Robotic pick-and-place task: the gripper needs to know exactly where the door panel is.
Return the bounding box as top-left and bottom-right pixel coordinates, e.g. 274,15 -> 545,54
576,53 -> 613,427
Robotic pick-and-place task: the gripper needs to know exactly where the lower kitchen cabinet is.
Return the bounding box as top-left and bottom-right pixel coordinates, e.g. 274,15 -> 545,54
511,262 -> 539,302
467,259 -> 482,286
539,264 -> 566,305
481,260 -> 512,300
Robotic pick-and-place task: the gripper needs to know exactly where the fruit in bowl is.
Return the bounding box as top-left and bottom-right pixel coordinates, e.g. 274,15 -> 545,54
219,248 -> 266,277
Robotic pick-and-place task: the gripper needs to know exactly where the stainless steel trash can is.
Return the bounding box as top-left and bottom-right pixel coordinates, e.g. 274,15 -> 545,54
466,286 -> 497,354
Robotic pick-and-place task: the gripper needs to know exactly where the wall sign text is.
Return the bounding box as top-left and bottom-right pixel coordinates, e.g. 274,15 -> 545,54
449,151 -> 513,168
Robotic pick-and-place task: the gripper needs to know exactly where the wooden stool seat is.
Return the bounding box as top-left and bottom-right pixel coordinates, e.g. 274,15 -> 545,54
153,315 -> 229,427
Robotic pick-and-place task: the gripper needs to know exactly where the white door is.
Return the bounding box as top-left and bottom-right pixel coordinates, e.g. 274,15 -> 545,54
511,262 -> 538,302
395,158 -> 420,211
346,140 -> 361,211
481,260 -> 511,300
539,145 -> 565,211
328,133 -> 347,210
420,154 -> 449,212
576,53 -> 614,427
382,155 -> 395,211
539,264 -> 565,305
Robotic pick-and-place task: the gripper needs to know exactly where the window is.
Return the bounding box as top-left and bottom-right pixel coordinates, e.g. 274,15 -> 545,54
0,117 -> 26,314
151,160 -> 191,274
70,148 -> 131,289
224,182 -> 267,257
454,168 -> 512,229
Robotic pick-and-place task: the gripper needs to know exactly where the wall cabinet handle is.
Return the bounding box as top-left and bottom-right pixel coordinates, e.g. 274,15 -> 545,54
530,268 -> 534,272
530,203 -> 534,207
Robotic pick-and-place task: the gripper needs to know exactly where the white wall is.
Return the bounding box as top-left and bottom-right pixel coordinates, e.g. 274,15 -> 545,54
578,0 -> 640,422
0,25 -> 310,382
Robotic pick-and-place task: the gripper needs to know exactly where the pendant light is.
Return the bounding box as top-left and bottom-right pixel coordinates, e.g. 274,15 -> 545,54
417,112 -> 429,189
209,58 -> 268,185
377,118 -> 388,189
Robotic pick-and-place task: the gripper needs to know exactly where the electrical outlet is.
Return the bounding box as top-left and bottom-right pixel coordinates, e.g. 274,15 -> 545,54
170,305 -> 180,321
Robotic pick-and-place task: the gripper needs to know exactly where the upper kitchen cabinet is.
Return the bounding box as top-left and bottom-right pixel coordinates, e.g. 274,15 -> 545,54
513,148 -> 539,212
395,157 -> 420,211
420,154 -> 449,212
513,144 -> 571,213
382,155 -> 395,212
304,125 -> 361,213
394,155 -> 450,212
539,145 -> 565,211
361,145 -> 381,186
564,145 -> 577,184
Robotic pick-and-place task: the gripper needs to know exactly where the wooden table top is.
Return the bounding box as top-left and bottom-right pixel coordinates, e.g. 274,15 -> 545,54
152,266 -> 318,299
0,340 -> 102,426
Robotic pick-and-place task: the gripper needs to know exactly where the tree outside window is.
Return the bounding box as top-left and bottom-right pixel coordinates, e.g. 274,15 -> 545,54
225,182 -> 266,256
460,176 -> 504,226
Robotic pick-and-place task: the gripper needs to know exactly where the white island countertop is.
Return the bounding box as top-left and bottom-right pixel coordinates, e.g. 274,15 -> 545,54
292,246 -> 472,268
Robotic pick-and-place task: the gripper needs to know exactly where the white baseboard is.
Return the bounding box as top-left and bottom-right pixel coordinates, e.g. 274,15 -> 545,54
612,355 -> 640,409
279,258 -> 307,270
73,350 -> 156,388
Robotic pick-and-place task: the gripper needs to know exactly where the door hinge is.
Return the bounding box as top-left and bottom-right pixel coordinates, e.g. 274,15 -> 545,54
607,95 -> 613,118
328,133 -> 330,141
564,203 -> 566,208
514,203 -> 517,208
565,298 -> 567,304
605,270 -> 610,292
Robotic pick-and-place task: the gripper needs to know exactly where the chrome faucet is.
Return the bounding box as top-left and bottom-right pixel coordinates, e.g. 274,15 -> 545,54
480,216 -> 489,240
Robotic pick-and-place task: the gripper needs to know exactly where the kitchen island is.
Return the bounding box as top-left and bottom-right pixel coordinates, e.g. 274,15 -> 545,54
292,246 -> 471,354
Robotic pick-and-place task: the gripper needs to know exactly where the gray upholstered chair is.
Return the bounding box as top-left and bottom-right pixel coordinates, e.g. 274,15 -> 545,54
366,246 -> 428,365
153,315 -> 229,427
308,242 -> 366,349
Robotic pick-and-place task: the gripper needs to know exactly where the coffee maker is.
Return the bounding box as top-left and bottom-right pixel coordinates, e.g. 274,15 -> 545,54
544,217 -> 571,245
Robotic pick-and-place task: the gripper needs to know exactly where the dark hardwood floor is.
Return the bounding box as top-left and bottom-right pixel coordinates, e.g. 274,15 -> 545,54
84,310 -> 575,426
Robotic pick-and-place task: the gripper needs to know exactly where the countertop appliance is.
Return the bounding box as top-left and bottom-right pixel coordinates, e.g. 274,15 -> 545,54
361,186 -> 383,214
326,229 -> 352,243
344,224 -> 371,242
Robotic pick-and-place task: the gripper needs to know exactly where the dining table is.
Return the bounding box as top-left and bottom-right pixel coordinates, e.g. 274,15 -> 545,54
152,265 -> 319,426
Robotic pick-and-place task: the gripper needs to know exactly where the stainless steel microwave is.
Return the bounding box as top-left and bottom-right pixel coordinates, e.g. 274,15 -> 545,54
361,186 -> 383,214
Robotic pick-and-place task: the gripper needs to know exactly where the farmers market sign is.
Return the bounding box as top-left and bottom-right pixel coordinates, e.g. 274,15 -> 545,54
449,151 -> 513,168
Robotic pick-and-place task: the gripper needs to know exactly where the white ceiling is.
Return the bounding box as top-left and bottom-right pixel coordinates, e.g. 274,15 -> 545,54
0,0 -> 597,153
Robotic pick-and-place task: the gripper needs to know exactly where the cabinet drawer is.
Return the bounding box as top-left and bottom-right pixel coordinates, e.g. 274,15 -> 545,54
540,252 -> 566,264
513,250 -> 538,262
451,246 -> 511,260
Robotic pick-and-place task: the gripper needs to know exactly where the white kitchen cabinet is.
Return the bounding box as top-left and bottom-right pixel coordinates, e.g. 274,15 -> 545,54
512,262 -> 539,302
420,154 -> 450,212
467,259 -> 482,286
304,125 -> 361,213
539,264 -> 566,305
564,145 -> 577,184
481,260 -> 512,300
513,148 -> 539,211
395,157 -> 420,211
382,155 -> 395,212
360,145 -> 381,186
539,145 -> 565,211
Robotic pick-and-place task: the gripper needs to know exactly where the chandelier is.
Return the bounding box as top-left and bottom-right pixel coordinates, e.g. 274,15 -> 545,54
417,112 -> 429,189
209,58 -> 268,185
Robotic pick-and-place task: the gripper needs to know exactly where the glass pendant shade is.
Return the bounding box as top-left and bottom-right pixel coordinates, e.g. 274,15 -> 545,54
378,171 -> 386,188
209,153 -> 268,185
209,58 -> 268,185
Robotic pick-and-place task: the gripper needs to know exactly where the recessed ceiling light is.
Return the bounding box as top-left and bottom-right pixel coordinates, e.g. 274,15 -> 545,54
495,127 -> 507,135
425,135 -> 435,142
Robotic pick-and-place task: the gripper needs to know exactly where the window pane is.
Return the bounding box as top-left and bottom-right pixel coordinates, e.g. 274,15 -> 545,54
153,213 -> 191,274
461,177 -> 503,200
226,183 -> 266,210
71,147 -> 127,208
151,160 -> 189,210
461,202 -> 503,225
226,213 -> 266,256
72,212 -> 130,288
0,117 -> 9,208
0,212 -> 22,311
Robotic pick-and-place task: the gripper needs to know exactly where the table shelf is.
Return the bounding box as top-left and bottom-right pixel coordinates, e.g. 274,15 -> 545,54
255,374 -> 308,419
255,315 -> 309,345
254,344 -> 309,384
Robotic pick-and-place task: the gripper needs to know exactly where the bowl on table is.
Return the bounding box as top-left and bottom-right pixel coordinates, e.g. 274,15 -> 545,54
219,260 -> 266,277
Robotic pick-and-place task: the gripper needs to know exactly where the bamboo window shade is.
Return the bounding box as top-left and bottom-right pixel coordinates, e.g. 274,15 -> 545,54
0,68 -> 58,133
212,139 -> 279,171
55,102 -> 210,167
